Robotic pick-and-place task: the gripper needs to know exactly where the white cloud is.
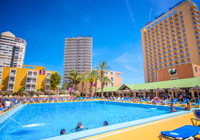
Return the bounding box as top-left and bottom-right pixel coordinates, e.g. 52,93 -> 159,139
125,0 -> 135,26
125,65 -> 137,72
116,52 -> 128,60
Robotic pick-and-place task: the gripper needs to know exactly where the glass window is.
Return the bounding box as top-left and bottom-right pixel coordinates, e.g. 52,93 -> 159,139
195,66 -> 198,73
111,72 -> 113,75
186,53 -> 190,57
184,38 -> 187,42
180,15 -> 183,19
183,33 -> 186,38
111,77 -> 113,81
181,24 -> 185,28
179,11 -> 182,15
184,43 -> 188,47
181,20 -> 184,24
111,83 -> 113,87
185,48 -> 188,52
182,28 -> 185,33
187,58 -> 190,62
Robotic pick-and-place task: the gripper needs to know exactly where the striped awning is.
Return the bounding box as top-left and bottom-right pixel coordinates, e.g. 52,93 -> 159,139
168,68 -> 176,73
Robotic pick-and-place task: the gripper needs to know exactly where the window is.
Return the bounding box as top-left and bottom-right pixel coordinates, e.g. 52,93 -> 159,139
181,20 -> 184,24
187,58 -> 190,62
184,38 -> 187,42
181,24 -> 185,28
183,33 -> 186,38
111,83 -> 113,87
185,48 -> 188,52
195,66 -> 198,73
111,77 -> 113,81
180,15 -> 183,19
111,72 -> 113,75
184,43 -> 188,47
186,53 -> 189,57
182,29 -> 185,33
179,11 -> 182,15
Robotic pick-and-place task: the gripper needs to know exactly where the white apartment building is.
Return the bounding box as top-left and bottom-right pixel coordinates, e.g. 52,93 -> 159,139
0,31 -> 26,83
63,36 -> 92,83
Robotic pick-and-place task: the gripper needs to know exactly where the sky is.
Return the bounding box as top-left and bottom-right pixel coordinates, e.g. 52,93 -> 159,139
0,0 -> 200,85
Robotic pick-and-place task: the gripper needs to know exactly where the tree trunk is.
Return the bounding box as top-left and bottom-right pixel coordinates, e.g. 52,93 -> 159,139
95,80 -> 97,95
73,76 -> 75,92
82,82 -> 84,94
90,82 -> 93,97
101,76 -> 103,99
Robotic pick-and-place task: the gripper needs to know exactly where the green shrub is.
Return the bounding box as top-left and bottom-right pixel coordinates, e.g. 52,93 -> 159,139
12,92 -> 18,96
18,87 -> 25,92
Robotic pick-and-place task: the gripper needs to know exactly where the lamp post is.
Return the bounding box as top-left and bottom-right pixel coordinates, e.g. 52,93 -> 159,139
57,85 -> 61,96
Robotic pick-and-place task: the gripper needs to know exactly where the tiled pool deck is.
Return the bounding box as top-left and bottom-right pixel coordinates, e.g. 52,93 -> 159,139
0,100 -> 198,140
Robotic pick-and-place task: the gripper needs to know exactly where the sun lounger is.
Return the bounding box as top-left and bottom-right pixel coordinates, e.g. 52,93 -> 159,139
49,98 -> 54,102
141,98 -> 149,104
191,99 -> 200,107
179,98 -> 189,106
169,98 -> 178,104
158,125 -> 200,140
191,109 -> 200,126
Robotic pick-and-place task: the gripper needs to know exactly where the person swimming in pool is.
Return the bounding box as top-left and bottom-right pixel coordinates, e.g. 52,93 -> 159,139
60,129 -> 66,135
71,122 -> 88,132
104,121 -> 108,126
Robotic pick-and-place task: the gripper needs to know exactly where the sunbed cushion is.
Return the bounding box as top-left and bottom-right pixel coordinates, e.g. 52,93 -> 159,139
160,125 -> 200,139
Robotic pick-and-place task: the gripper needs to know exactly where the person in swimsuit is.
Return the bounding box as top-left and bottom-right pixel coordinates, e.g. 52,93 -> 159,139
183,101 -> 191,110
71,122 -> 88,132
104,121 -> 108,126
60,129 -> 66,135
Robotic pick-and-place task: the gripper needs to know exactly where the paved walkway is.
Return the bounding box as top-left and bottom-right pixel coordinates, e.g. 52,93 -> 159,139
82,112 -> 200,140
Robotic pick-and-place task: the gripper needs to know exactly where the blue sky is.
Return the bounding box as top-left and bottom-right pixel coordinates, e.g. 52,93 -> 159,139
0,0 -> 200,85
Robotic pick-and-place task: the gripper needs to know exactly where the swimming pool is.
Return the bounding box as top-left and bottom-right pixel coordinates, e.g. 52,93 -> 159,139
0,101 -> 186,140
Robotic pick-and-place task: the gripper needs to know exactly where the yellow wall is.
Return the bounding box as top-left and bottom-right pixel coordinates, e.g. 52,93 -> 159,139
0,65 -> 56,93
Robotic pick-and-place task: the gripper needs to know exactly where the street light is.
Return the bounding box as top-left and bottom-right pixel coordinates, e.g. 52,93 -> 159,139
57,85 -> 61,96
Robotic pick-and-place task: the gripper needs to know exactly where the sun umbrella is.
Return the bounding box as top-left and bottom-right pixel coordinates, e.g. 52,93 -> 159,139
74,91 -> 80,95
46,90 -> 56,95
131,89 -> 140,97
123,90 -> 131,94
189,85 -> 200,98
0,90 -> 5,95
141,88 -> 150,98
116,91 -> 123,94
168,87 -> 182,98
153,88 -> 165,97
18,91 -> 29,96
4,90 -> 12,95
34,91 -> 44,95
84,91 -> 90,94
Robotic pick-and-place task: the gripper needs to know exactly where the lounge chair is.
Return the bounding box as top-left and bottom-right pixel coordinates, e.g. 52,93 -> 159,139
179,98 -> 189,106
49,98 -> 54,102
158,125 -> 200,140
169,98 -> 178,104
141,98 -> 149,104
192,99 -> 200,107
191,109 -> 200,126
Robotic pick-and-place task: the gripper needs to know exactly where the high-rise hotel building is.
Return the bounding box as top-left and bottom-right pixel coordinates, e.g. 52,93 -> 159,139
63,36 -> 92,83
0,31 -> 26,83
141,0 -> 200,83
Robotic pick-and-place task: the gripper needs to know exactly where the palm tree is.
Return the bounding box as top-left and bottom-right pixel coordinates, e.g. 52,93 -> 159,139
67,69 -> 79,92
95,61 -> 111,99
102,76 -> 111,89
80,73 -> 88,94
85,70 -> 99,96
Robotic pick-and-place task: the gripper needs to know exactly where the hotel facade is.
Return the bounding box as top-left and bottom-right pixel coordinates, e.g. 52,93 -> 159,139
63,36 -> 92,83
0,65 -> 56,93
0,31 -> 26,84
141,0 -> 200,83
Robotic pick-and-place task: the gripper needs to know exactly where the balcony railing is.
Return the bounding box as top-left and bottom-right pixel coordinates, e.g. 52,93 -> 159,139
174,63 -> 179,66
168,64 -> 173,67
180,61 -> 185,64
168,59 -> 172,62
174,58 -> 178,61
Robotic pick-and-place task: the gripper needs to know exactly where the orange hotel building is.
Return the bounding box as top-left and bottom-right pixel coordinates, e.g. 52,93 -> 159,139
141,0 -> 200,83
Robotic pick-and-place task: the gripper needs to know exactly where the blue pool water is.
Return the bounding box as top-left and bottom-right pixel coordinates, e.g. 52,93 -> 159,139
0,101 -> 172,140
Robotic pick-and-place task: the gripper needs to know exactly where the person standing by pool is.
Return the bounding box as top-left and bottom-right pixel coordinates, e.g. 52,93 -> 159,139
71,122 -> 88,132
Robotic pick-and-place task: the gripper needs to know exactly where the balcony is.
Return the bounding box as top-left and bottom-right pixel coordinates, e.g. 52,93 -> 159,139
173,53 -> 178,56
154,68 -> 157,70
153,59 -> 157,62
163,65 -> 167,68
172,44 -> 176,47
170,26 -> 174,30
158,66 -> 162,69
162,52 -> 166,55
8,80 -> 15,83
180,61 -> 185,64
162,56 -> 166,59
161,44 -> 165,47
168,55 -> 172,58
154,63 -> 157,66
164,21 -> 168,24
179,51 -> 184,54
175,24 -> 180,27
160,36 -> 164,39
166,46 -> 171,49
175,19 -> 179,22
163,61 -> 167,64
156,45 -> 160,48
176,28 -> 180,31
174,57 -> 178,61
157,54 -> 161,56
9,72 -> 16,76
171,39 -> 176,43
171,35 -> 175,38
159,24 -> 163,27
172,48 -> 177,51
158,62 -> 162,65
174,15 -> 178,18
168,59 -> 172,62
178,46 -> 183,49
169,18 -> 173,21
165,33 -> 169,36
169,22 -> 173,25
158,58 -> 161,60
168,64 -> 173,67
164,29 -> 168,32
161,40 -> 165,42
176,33 -> 181,36
177,37 -> 182,41
180,56 -> 185,59
174,63 -> 179,66
167,50 -> 171,53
